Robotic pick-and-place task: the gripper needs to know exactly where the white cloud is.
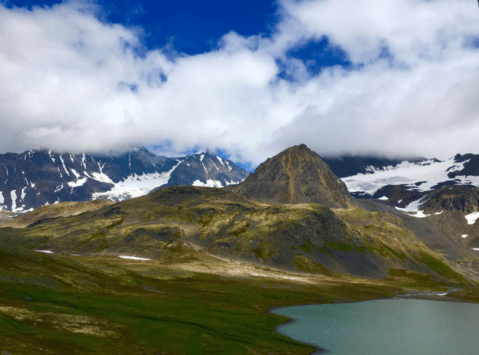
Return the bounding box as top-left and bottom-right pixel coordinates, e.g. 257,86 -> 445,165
1,0 -> 479,166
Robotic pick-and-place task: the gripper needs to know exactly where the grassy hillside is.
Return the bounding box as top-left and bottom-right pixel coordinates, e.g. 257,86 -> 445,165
2,199 -> 113,228
0,186 -> 469,282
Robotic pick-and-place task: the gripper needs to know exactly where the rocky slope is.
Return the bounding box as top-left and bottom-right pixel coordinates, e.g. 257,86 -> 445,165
232,144 -> 355,209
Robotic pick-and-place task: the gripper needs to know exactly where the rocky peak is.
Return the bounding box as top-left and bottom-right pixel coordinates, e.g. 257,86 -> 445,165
232,144 -> 355,208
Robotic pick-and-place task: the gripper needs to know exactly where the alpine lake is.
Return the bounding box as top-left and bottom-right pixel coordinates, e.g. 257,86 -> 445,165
272,298 -> 479,355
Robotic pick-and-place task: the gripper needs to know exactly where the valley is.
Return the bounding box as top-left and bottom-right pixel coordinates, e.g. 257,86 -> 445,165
0,144 -> 478,354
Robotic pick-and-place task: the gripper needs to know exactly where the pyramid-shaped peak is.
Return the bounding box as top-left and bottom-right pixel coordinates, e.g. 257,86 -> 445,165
233,145 -> 355,209
276,144 -> 317,157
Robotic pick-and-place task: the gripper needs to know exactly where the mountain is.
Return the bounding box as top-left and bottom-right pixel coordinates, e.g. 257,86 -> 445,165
152,151 -> 246,190
0,147 -> 249,212
232,144 -> 355,209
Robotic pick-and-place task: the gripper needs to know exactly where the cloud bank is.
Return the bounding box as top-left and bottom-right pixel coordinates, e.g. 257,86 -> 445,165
1,0 -> 479,165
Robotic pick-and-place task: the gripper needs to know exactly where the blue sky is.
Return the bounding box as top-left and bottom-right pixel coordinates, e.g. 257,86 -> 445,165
1,0 -> 479,166
10,0 -> 279,54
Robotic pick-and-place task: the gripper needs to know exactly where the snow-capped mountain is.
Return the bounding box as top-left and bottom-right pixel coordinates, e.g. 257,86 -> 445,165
334,154 -> 479,216
0,147 -> 249,212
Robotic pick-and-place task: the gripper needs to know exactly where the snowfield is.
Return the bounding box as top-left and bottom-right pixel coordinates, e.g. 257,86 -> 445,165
93,162 -> 182,202
342,157 -> 478,196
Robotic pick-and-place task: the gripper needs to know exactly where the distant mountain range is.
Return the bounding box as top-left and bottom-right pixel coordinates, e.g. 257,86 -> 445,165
4,144 -> 479,220
0,147 -> 249,212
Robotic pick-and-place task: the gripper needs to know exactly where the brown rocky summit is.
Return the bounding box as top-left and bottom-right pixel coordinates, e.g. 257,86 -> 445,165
233,144 -> 355,209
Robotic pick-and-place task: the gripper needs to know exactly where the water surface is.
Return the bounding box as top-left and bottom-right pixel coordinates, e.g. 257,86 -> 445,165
272,299 -> 479,355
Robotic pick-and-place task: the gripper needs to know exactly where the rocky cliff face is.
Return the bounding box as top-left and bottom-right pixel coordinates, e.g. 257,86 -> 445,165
232,144 -> 355,209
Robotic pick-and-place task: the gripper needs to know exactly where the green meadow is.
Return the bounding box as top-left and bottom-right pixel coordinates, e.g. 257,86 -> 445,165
0,245 -> 474,355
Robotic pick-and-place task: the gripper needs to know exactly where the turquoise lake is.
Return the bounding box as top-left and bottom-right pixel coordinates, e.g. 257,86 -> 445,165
272,299 -> 479,355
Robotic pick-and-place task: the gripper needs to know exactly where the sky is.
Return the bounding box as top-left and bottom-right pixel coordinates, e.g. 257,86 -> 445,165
1,0 -> 479,166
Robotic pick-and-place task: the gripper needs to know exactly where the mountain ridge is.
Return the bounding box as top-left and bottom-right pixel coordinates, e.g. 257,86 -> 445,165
0,147 -> 249,212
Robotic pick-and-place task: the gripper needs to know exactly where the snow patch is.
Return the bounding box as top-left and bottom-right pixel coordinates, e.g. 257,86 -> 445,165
200,154 -> 205,162
59,155 -> 70,176
226,161 -> 232,172
119,255 -> 150,261
396,197 -> 426,212
192,179 -> 223,188
21,187 -> 26,200
70,169 -> 81,179
378,196 -> 388,200
473,248 -> 479,251
91,172 -> 114,184
465,212 -> 479,225
35,250 -> 54,254
462,234 -> 469,238
68,178 -> 87,189
97,161 -> 106,174
0,191 -> 3,204
48,150 -> 55,163
217,156 -> 225,166
395,197 -> 430,218
10,190 -> 18,212
82,153 -> 87,169
435,211 -> 444,215
407,210 -> 430,218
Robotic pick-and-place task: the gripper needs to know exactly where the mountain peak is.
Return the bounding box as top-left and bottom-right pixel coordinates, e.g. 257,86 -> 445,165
232,145 -> 355,208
